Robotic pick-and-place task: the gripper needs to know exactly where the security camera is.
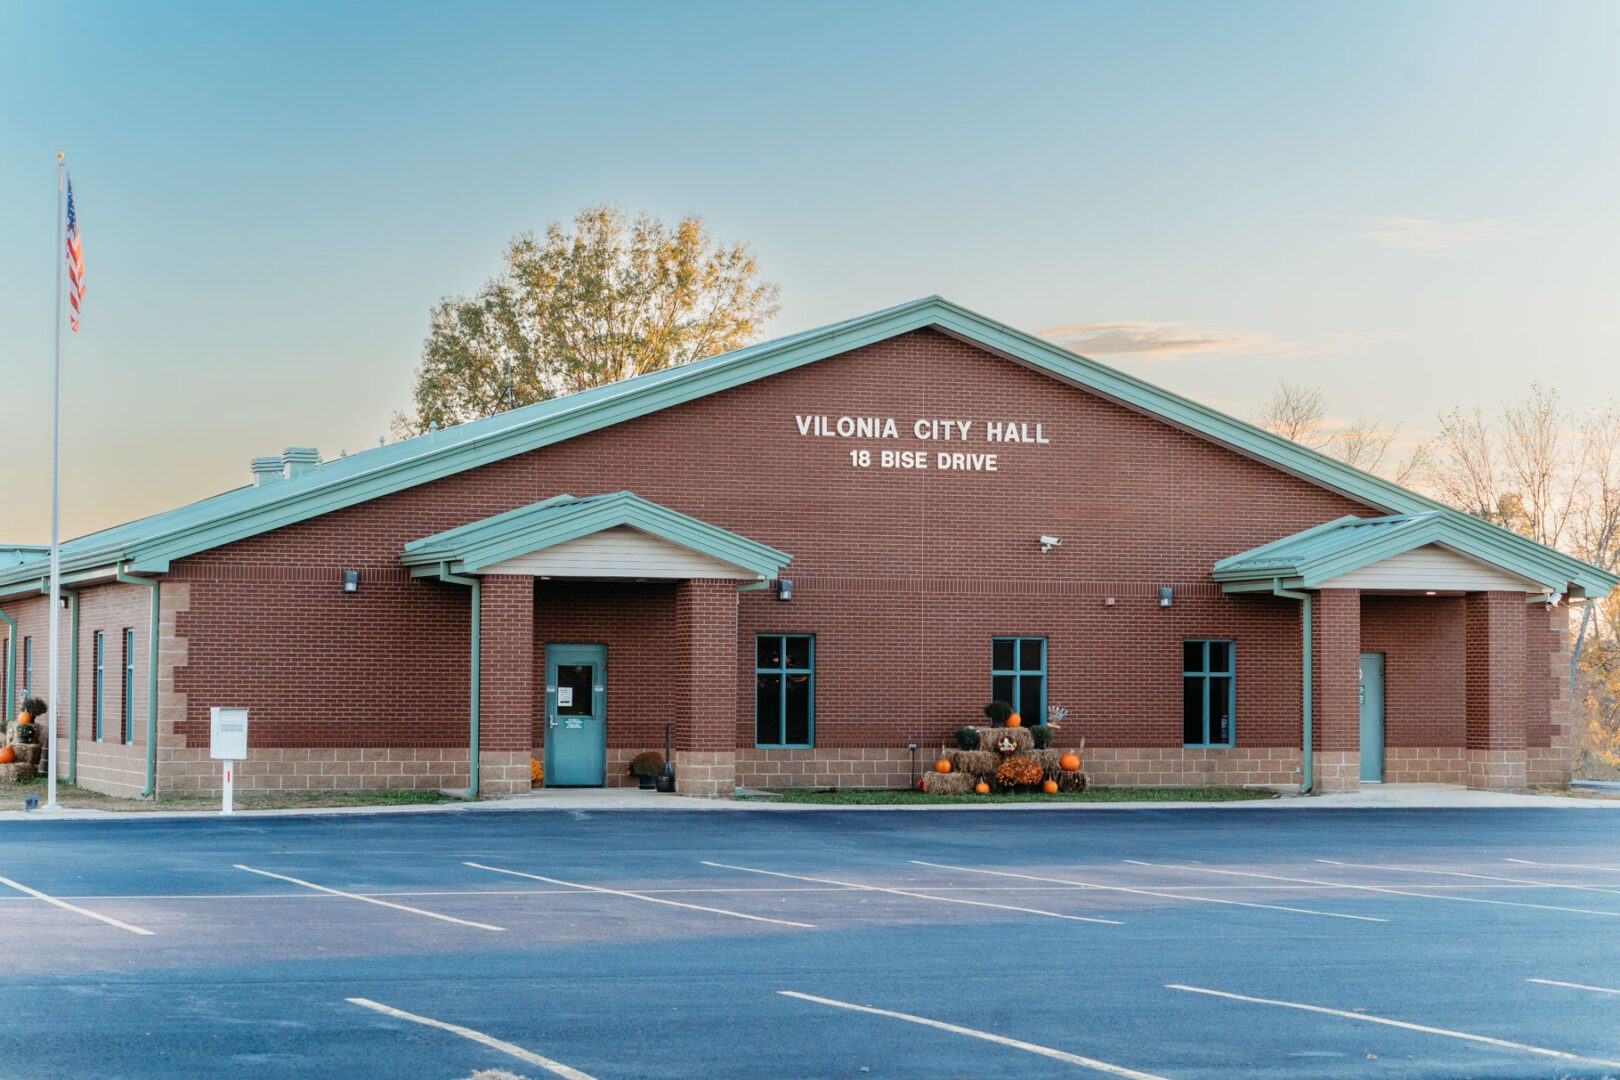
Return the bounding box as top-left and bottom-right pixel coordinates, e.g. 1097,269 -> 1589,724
1039,535 -> 1062,553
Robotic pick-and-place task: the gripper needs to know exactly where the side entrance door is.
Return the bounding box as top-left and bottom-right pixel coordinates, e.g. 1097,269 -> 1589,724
1359,652 -> 1385,783
544,643 -> 606,787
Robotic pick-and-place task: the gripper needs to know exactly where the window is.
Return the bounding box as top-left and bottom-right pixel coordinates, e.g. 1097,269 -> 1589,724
991,637 -> 1046,723
93,631 -> 105,741
1183,640 -> 1234,747
756,634 -> 813,747
21,636 -> 31,698
123,629 -> 136,745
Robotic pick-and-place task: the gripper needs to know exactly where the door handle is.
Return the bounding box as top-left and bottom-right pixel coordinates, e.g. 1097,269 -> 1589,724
548,715 -> 557,729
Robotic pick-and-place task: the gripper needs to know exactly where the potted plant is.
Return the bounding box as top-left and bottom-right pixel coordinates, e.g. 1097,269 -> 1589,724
628,751 -> 665,789
14,697 -> 45,746
954,726 -> 981,751
982,700 -> 1013,726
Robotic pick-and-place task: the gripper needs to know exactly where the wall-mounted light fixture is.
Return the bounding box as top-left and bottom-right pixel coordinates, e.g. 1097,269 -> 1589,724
342,570 -> 360,594
777,578 -> 793,601
1039,535 -> 1062,554
1158,586 -> 1174,608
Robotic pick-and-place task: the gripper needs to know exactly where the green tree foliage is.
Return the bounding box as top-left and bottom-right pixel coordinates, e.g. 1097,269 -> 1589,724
394,205 -> 780,435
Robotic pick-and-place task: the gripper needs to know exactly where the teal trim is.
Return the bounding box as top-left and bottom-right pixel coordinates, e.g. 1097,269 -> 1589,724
544,643 -> 608,785
65,589 -> 78,783
21,635 -> 30,700
92,630 -> 104,742
1181,639 -> 1235,748
1272,581 -> 1313,793
434,565 -> 481,798
403,491 -> 791,579
990,637 -> 1046,725
753,634 -> 814,748
0,607 -> 14,722
122,628 -> 136,745
116,565 -> 160,797
0,296 -> 1602,599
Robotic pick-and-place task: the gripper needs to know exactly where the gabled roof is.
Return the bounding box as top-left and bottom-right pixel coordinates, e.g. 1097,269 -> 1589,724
401,491 -> 791,580
0,295 -> 1613,598
1213,513 -> 1562,592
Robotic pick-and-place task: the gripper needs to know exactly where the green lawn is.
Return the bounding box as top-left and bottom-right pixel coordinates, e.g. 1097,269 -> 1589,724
743,786 -> 1278,805
3,776 -> 459,812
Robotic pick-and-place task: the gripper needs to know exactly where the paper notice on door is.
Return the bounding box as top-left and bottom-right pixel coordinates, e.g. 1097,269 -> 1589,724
557,687 -> 574,707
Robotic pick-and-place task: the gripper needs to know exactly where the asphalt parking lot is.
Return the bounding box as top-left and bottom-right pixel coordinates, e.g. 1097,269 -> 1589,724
4,807 -> 1620,1079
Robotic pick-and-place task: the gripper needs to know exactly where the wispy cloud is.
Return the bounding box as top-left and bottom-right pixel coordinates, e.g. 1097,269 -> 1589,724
1037,321 -> 1280,360
1317,215 -> 1531,254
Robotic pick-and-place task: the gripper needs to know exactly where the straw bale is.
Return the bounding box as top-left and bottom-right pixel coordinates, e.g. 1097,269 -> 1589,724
950,750 -> 1001,779
0,763 -> 37,784
922,770 -> 978,795
1056,770 -> 1089,794
976,726 -> 1033,754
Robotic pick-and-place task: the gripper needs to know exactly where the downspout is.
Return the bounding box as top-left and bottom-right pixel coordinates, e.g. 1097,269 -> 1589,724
436,564 -> 481,798
1272,581 -> 1313,794
60,588 -> 79,783
0,606 -> 14,724
115,565 -> 160,798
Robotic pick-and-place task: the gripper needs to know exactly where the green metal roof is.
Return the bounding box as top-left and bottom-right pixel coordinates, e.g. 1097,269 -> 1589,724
401,491 -> 792,579
1213,512 -> 1561,592
0,295 -> 1612,599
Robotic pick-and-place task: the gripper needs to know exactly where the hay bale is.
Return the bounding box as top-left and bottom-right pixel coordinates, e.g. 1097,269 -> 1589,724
950,750 -> 1001,779
11,744 -> 41,766
0,762 -> 37,784
922,770 -> 978,795
1056,770 -> 1089,793
1028,749 -> 1066,779
976,726 -> 1033,754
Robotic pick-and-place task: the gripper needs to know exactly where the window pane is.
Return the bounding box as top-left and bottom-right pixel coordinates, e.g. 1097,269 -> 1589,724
1019,675 -> 1043,719
1209,677 -> 1232,744
784,674 -> 811,745
1183,640 -> 1203,673
556,664 -> 592,716
757,636 -> 781,669
992,674 -> 1014,708
756,673 -> 782,744
1207,641 -> 1232,674
1019,638 -> 1043,671
1183,676 -> 1206,744
785,636 -> 811,670
992,639 -> 1015,670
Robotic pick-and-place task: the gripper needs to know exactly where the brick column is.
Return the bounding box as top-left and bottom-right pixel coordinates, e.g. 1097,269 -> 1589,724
1527,602 -> 1572,786
673,578 -> 739,798
478,575 -> 534,796
1465,591 -> 1528,791
1312,588 -> 1361,792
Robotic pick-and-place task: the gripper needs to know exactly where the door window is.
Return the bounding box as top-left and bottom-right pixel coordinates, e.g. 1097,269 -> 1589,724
555,663 -> 593,715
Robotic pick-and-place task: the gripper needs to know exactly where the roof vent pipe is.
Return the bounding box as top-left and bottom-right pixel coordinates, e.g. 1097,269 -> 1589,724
250,457 -> 285,486
282,447 -> 321,479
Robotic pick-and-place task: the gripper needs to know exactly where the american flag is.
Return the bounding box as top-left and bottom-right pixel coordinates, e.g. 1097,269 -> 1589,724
65,176 -> 84,332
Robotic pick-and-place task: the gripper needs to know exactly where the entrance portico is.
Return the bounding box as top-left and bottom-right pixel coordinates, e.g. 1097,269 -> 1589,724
403,492 -> 791,798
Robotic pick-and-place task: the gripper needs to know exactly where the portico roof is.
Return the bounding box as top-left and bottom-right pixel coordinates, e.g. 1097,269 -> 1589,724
1214,513 -> 1562,594
401,491 -> 792,580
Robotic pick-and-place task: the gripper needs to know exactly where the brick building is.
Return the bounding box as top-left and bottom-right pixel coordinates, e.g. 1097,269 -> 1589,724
2,297 -> 1611,798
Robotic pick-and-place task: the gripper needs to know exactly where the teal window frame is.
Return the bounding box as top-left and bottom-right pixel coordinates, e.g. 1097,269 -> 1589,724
1183,639 -> 1235,748
21,636 -> 30,698
754,634 -> 815,748
93,630 -> 104,742
991,636 -> 1046,724
122,628 -> 135,745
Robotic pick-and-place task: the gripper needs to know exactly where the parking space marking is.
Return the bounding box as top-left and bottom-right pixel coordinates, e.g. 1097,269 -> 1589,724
701,862 -> 1123,924
463,862 -> 815,927
347,998 -> 596,1079
1127,860 -> 1620,918
235,865 -> 505,931
1529,978 -> 1620,997
778,991 -> 1170,1079
1508,857 -> 1620,874
1168,984 -> 1620,1071
0,874 -> 154,936
1319,859 -> 1620,897
911,861 -> 1386,922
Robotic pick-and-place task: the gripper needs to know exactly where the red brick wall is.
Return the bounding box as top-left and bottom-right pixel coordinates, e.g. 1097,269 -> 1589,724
1311,589 -> 1361,752
1465,591 -> 1528,750
479,575 -> 533,755
1360,595 -> 1465,748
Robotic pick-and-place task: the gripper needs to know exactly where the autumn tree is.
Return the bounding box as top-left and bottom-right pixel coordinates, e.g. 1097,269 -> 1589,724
1253,380 -> 1421,482
394,205 -> 780,435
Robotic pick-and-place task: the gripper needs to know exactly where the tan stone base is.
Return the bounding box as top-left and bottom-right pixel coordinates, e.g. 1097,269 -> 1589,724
674,750 -> 735,798
61,739 -> 148,798
477,751 -> 529,796
736,748 -> 914,790
1467,749 -> 1527,792
1084,747 -> 1302,788
1313,751 -> 1360,793
156,746 -> 471,796
1526,746 -> 1572,787
1382,747 -> 1468,785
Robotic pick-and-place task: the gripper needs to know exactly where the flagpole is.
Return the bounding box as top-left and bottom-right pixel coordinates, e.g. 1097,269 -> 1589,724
45,152 -> 64,812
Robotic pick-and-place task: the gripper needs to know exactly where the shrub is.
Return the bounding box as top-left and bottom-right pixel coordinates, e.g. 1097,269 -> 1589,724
20,697 -> 46,719
1029,725 -> 1051,749
628,751 -> 665,777
954,726 -> 981,750
530,757 -> 544,785
982,700 -> 1013,726
995,755 -> 1045,789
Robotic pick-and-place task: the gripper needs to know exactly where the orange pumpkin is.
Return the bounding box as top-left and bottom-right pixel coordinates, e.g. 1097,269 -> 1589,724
15,711 -> 30,726
1042,779 -> 1059,794
934,758 -> 952,774
1005,713 -> 1022,727
0,747 -> 13,765
975,781 -> 990,795
1059,753 -> 1081,772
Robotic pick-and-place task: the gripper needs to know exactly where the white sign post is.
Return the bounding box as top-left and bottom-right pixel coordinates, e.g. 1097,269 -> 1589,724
209,707 -> 248,815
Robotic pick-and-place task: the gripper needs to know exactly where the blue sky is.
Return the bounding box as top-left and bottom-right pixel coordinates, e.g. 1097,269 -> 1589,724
3,0 -> 1617,538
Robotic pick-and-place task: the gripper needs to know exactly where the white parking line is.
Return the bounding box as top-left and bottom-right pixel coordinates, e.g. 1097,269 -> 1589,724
464,862 -> 815,928
702,862 -> 1123,924
1126,860 -> 1620,918
779,991 -> 1170,1079
0,873 -> 154,936
347,997 -> 596,1080
911,861 -> 1385,923
235,865 -> 505,931
1529,977 -> 1620,997
1168,984 -> 1620,1071
1319,859 -> 1620,897
1508,857 -> 1620,874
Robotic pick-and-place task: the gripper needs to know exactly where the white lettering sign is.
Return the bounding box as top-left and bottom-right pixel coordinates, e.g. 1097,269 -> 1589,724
797,415 -> 1047,470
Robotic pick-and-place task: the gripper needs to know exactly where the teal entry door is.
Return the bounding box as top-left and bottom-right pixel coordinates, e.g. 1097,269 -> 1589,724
1359,652 -> 1385,783
544,644 -> 607,786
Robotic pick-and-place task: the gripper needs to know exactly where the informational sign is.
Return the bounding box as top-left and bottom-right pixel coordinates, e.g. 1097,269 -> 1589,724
794,414 -> 1051,472
209,707 -> 248,760
563,718 -> 584,730
557,686 -> 574,707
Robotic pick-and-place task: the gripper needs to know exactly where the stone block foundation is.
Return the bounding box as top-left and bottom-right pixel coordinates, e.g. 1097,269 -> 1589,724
1467,748 -> 1527,792
674,750 -> 735,798
1381,747 -> 1469,785
1313,751 -> 1360,793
